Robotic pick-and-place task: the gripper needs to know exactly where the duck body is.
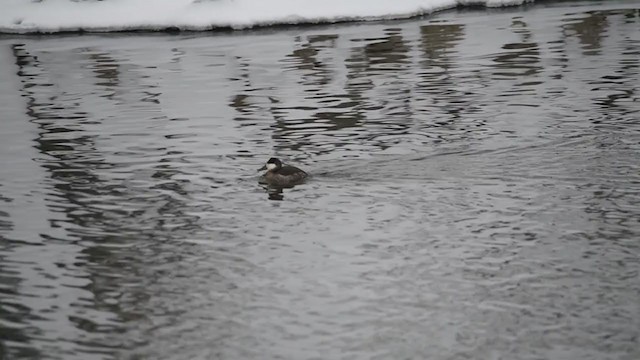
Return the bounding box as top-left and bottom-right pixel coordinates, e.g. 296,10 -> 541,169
259,157 -> 308,187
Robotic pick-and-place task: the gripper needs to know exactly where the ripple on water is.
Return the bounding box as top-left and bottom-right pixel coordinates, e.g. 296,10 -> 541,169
1,2 -> 640,360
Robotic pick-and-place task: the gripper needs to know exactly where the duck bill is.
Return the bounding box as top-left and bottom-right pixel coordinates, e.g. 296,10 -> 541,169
258,165 -> 266,172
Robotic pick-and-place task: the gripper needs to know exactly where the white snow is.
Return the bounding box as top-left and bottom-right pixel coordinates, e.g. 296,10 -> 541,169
1,0 -> 534,34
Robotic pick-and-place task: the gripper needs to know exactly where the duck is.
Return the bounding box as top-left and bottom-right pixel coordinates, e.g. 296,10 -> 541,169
258,157 -> 308,187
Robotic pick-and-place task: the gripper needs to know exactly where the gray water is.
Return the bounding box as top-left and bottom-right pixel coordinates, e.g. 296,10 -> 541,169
1,1 -> 639,359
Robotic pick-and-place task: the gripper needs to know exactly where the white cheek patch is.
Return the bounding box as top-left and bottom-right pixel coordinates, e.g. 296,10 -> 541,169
266,163 -> 277,170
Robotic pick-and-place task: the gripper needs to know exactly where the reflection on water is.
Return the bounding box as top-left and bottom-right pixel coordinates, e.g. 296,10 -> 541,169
1,2 -> 639,360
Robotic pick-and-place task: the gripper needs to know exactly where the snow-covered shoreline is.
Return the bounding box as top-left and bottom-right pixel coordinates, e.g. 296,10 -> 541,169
1,0 -> 533,34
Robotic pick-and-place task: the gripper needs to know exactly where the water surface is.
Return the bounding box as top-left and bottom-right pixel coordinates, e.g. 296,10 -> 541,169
1,1 -> 639,359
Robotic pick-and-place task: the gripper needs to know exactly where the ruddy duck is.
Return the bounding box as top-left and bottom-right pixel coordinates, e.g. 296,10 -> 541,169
258,157 -> 308,187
